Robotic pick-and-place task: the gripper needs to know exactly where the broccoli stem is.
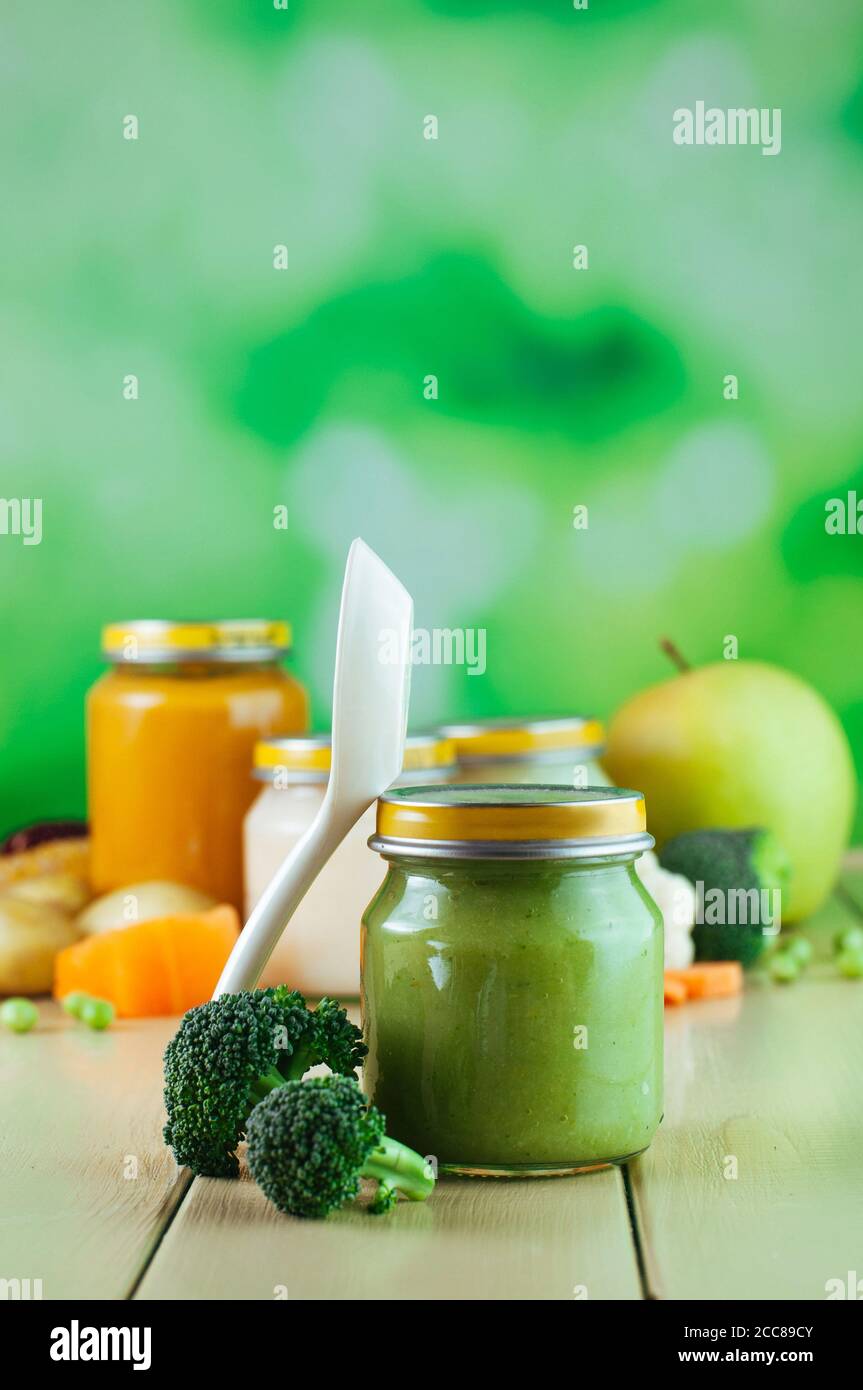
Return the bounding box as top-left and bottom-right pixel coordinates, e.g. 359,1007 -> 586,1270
361,1135 -> 435,1210
247,1064 -> 287,1106
248,1047 -> 316,1108
279,1044 -> 317,1082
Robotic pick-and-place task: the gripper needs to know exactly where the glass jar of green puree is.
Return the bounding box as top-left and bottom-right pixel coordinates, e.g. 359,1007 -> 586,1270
363,785 -> 663,1176
438,716 -> 611,789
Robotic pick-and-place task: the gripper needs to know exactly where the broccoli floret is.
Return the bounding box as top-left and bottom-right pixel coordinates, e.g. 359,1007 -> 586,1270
246,1074 -> 436,1219
311,996 -> 369,1077
659,828 -> 791,967
163,987 -> 366,1177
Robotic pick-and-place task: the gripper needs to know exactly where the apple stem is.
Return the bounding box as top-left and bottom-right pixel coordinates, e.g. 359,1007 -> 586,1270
660,637 -> 691,673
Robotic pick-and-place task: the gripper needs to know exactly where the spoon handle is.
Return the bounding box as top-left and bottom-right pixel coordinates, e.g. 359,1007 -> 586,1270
212,790 -> 367,997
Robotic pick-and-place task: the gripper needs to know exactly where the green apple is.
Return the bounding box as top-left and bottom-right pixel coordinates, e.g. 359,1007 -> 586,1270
604,661 -> 855,921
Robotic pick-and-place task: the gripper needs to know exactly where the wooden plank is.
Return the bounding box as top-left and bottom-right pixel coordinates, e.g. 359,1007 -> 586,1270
0,998 -> 638,1300
0,1002 -> 189,1300
16,879 -> 861,1302
135,1161 -> 641,1301
630,891 -> 863,1300
139,997 -> 642,1301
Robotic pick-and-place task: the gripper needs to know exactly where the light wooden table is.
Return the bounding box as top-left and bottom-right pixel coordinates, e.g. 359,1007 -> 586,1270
2,869 -> 862,1302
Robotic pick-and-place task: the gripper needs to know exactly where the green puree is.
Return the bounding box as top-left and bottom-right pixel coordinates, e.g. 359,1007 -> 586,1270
362,855 -> 664,1172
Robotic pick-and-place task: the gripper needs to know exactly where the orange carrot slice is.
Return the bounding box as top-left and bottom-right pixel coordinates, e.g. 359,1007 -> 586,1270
665,961 -> 743,1002
663,974 -> 689,1006
54,905 -> 239,1017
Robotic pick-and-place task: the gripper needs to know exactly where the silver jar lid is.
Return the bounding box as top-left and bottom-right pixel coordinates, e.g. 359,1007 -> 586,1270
369,784 -> 654,861
438,715 -> 606,766
102,619 -> 291,665
254,733 -> 458,786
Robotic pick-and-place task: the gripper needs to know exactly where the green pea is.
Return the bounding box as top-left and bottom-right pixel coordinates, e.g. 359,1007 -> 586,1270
61,991 -> 91,1018
837,947 -> 863,980
833,924 -> 863,956
79,996 -> 115,1031
769,952 -> 800,984
0,997 -> 39,1032
783,936 -> 813,968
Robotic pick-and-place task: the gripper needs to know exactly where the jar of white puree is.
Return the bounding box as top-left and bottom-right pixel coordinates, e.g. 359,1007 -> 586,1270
244,733 -> 458,997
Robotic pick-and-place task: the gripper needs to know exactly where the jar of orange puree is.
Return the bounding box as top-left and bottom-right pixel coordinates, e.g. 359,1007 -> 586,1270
87,620 -> 308,908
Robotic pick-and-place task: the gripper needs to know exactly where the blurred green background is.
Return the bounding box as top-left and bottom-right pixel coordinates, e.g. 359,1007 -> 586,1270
1,0 -> 862,838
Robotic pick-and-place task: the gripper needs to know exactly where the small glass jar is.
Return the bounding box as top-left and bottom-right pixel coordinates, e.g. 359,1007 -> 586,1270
439,716 -> 610,789
363,785 -> 663,1176
87,620 -> 308,908
244,733 -> 458,997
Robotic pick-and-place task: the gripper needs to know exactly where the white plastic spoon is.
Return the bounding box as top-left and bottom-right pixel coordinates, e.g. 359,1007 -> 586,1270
213,538 -> 413,997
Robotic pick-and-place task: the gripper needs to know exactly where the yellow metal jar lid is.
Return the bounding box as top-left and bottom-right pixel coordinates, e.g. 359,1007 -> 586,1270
254,733 -> 458,784
370,785 -> 652,861
102,619 -> 291,664
438,715 -> 605,763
